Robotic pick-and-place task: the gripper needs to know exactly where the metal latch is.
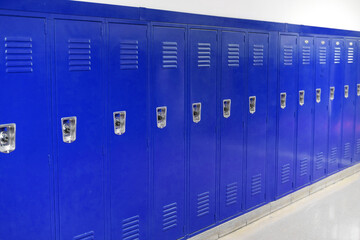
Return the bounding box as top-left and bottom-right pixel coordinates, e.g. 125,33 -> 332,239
223,99 -> 231,118
316,88 -> 321,103
249,96 -> 256,114
114,111 -> 126,135
61,117 -> 77,143
357,84 -> 360,96
280,92 -> 286,109
192,103 -> 201,123
156,107 -> 167,129
299,90 -> 305,106
0,123 -> 16,154
344,85 -> 349,99
330,87 -> 335,101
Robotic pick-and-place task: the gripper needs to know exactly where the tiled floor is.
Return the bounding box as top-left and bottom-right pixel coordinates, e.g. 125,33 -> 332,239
221,172 -> 360,240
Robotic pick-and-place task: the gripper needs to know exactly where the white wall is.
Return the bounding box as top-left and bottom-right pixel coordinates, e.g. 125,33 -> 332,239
74,0 -> 360,31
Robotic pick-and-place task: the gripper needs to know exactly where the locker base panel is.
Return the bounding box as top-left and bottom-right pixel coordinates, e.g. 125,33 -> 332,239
189,162 -> 360,240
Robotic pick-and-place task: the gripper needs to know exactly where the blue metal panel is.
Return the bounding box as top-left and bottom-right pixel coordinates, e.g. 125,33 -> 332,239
219,30 -> 245,220
328,39 -> 344,173
189,28 -> 217,233
355,40 -> 360,162
313,37 -> 330,181
150,25 -> 186,239
0,15 -> 53,240
107,23 -> 148,240
296,37 -> 314,188
246,32 -> 268,209
276,34 -> 297,197
54,19 -> 105,240
341,39 -> 357,167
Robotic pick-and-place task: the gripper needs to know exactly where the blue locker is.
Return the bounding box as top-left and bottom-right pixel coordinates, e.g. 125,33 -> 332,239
328,39 -> 344,173
355,40 -> 360,162
276,34 -> 297,197
341,39 -> 357,167
0,16 -> 53,240
219,30 -> 245,220
296,37 -> 314,188
150,25 -> 186,239
189,28 -> 217,233
246,33 -> 268,209
54,19 -> 105,240
313,37 -> 330,181
108,23 -> 148,240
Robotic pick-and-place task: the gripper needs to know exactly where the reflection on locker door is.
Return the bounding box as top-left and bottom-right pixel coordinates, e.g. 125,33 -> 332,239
54,19 -> 105,240
355,40 -> 360,162
313,37 -> 330,181
220,30 -> 245,220
341,39 -> 357,167
328,39 -> 344,173
277,34 -> 297,197
151,25 -> 186,240
296,37 -> 314,188
246,33 -> 268,209
0,16 -> 53,240
108,23 -> 148,240
189,28 -> 217,233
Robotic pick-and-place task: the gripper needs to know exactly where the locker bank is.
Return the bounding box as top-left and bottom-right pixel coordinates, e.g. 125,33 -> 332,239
0,0 -> 359,240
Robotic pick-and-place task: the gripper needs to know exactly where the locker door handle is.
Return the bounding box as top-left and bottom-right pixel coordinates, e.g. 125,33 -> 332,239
192,103 -> 201,123
344,85 -> 349,99
61,117 -> 77,143
299,90 -> 305,106
156,107 -> 167,129
249,96 -> 256,114
316,88 -> 321,103
280,92 -> 286,109
330,87 -> 335,101
0,123 -> 16,154
223,99 -> 231,118
114,111 -> 126,135
357,84 -> 360,96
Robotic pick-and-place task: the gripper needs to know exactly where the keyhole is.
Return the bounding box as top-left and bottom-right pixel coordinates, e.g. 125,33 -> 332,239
63,123 -> 71,134
0,131 -> 9,145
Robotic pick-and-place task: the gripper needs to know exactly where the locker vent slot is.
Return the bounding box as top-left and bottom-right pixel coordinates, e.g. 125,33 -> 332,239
283,45 -> 293,66
343,142 -> 351,160
162,41 -> 178,68
5,36 -> 33,73
251,174 -> 262,196
197,43 -> 211,68
122,215 -> 140,240
74,231 -> 94,240
299,159 -> 308,176
319,46 -> 327,65
302,46 -> 311,65
347,47 -> 354,64
68,39 -> 91,71
280,163 -> 291,184
253,44 -> 264,66
197,191 -> 210,217
228,43 -> 240,67
120,40 -> 139,70
315,152 -> 324,170
334,47 -> 341,64
226,182 -> 238,206
162,202 -> 177,231
356,139 -> 360,155
329,147 -> 337,165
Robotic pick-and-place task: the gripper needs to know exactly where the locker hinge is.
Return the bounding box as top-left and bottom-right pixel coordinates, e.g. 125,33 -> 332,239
44,21 -> 47,35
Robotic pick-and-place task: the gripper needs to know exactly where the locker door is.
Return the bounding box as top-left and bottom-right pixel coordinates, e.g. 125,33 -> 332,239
328,39 -> 344,173
355,40 -> 360,162
108,23 -> 148,240
0,16 -> 52,240
151,25 -> 185,239
296,37 -> 314,188
341,40 -> 357,167
54,19 -> 105,240
277,34 -> 297,197
246,33 -> 268,209
219,30 -> 245,220
189,28 -> 217,233
313,37 -> 330,181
